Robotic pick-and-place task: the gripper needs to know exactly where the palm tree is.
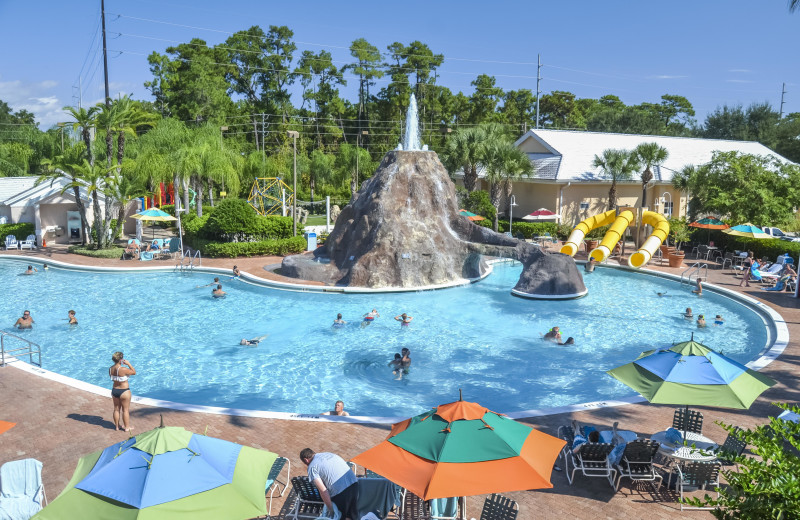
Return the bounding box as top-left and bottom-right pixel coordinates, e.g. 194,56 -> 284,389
791,0 -> 799,11
634,142 -> 668,208
443,126 -> 485,192
309,148 -> 335,203
39,144 -> 92,245
113,95 -> 159,173
483,139 -> 533,232
63,106 -> 97,166
672,164 -> 696,218
592,149 -> 640,210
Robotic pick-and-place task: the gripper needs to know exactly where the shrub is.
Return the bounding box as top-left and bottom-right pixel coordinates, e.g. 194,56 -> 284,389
68,245 -> 126,258
183,214 -> 209,242
498,221 -> 560,238
0,222 -> 35,243
202,198 -> 301,241
202,236 -> 307,258
684,403 -> 800,518
457,188 -> 497,222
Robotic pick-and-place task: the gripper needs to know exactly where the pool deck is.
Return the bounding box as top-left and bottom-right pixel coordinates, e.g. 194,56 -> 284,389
1,245 -> 798,519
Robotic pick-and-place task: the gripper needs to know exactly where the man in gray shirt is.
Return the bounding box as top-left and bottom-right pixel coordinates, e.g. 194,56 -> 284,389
300,448 -> 359,519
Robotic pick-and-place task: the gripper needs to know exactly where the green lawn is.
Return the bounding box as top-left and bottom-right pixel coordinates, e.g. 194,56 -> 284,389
306,215 -> 328,226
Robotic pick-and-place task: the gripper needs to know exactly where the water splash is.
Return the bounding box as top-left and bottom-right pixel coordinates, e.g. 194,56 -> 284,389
402,93 -> 421,151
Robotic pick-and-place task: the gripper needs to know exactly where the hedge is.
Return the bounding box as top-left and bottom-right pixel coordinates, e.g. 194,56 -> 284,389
68,245 -> 126,258
201,198 -> 302,240
202,236 -> 307,258
0,222 -> 35,243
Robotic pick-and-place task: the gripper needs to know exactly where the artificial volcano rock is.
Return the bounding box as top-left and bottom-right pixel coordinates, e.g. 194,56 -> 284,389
281,150 -> 586,298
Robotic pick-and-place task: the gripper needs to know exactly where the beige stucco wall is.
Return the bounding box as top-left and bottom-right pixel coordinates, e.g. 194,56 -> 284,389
40,202 -> 81,244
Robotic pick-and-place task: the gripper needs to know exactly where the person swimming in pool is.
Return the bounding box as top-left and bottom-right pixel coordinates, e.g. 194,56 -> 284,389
232,265 -> 241,277
400,348 -> 412,373
332,313 -> 347,328
212,284 -> 226,298
697,314 -> 707,328
714,314 -> 724,326
240,334 -> 268,346
394,313 -> 413,327
543,326 -> 562,343
42,263 -> 49,271
361,309 -> 380,327
197,277 -> 220,288
23,265 -> 37,275
692,277 -> 703,296
683,307 -> 693,319
584,257 -> 597,273
14,310 -> 34,329
68,310 -> 78,325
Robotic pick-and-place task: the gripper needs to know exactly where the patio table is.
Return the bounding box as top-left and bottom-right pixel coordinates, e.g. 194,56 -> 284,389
651,430 -> 718,463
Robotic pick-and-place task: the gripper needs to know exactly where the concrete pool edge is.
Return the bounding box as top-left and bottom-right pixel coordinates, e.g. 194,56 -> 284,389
0,256 -> 788,424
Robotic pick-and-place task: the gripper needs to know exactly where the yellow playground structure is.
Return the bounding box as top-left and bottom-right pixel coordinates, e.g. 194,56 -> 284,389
560,208 -> 670,268
247,178 -> 294,216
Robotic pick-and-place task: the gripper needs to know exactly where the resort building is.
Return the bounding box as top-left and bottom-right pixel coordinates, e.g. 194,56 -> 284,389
470,129 -> 789,225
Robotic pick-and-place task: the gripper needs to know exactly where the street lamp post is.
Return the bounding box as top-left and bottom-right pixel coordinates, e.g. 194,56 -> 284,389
660,192 -> 672,217
287,130 -> 299,236
509,195 -> 518,235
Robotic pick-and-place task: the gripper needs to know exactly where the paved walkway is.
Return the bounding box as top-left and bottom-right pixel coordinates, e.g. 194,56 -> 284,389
0,246 -> 798,519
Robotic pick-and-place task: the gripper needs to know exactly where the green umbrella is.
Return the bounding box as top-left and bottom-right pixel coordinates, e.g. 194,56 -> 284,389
33,423 -> 277,520
607,337 -> 776,436
131,208 -> 177,239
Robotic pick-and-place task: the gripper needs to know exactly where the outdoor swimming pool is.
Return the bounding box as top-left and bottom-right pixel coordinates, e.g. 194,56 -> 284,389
1,259 -> 772,417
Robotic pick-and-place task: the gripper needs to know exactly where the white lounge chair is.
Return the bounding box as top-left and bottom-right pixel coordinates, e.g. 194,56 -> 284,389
0,458 -> 47,519
4,235 -> 18,250
19,235 -> 36,250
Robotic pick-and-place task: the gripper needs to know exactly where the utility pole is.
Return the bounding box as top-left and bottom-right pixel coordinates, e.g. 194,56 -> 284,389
261,113 -> 266,164
535,53 -> 542,129
287,130 -> 299,236
780,82 -> 787,119
100,0 -> 110,107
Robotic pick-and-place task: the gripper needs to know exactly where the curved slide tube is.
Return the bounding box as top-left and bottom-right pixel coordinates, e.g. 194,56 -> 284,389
628,211 -> 670,268
560,210 -> 617,257
589,210 -> 634,262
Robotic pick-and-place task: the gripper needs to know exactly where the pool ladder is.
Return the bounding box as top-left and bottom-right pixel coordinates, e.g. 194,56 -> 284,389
175,250 -> 202,272
1,331 -> 42,367
681,262 -> 708,286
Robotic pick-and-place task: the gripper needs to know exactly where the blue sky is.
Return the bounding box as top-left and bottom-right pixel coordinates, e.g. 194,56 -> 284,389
1,0 -> 798,129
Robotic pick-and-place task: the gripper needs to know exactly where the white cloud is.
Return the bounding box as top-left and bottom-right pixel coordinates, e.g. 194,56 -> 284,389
0,76 -> 65,128
648,75 -> 689,80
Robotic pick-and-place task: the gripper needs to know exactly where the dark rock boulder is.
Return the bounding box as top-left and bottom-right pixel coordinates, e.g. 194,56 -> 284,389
280,150 -> 586,298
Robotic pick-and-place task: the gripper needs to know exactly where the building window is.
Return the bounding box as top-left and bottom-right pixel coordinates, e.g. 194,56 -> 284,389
664,201 -> 673,216
580,201 -> 589,211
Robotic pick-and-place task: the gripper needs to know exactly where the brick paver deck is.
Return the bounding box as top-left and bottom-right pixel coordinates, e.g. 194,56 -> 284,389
1,245 -> 798,519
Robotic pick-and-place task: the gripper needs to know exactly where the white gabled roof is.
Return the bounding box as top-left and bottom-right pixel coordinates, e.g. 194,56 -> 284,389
0,177 -> 38,204
1,175 -> 94,207
515,129 -> 789,183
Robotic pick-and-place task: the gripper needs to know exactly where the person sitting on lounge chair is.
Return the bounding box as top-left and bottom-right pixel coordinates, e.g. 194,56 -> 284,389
124,241 -> 140,260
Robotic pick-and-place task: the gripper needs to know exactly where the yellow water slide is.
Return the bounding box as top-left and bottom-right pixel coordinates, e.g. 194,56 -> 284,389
589,209 -> 634,262
560,210 -> 617,256
628,211 -> 670,268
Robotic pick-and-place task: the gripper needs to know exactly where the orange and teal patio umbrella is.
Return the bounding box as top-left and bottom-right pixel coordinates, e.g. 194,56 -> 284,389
688,217 -> 728,230
351,395 -> 565,501
458,209 -> 485,221
33,423 -> 277,520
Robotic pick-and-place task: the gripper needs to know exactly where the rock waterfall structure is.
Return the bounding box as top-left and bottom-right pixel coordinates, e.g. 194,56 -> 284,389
281,150 -> 587,299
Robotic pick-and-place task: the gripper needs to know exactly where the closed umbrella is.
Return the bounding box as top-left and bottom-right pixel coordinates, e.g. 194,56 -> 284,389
33,422 -> 277,520
351,395 -> 564,501
522,208 -> 561,221
607,336 -> 776,439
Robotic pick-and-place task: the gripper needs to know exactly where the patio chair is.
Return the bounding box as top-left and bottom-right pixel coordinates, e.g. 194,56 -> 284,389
716,427 -> 746,468
613,439 -> 662,491
0,458 -> 47,520
672,408 -> 703,434
556,424 -> 576,462
471,493 -> 518,520
429,496 -> 460,520
287,476 -> 325,520
564,442 -> 616,488
675,460 -> 721,511
400,490 -> 429,520
166,237 -> 182,259
4,235 -> 18,250
19,235 -> 36,250
364,468 -> 384,479
264,456 -> 290,517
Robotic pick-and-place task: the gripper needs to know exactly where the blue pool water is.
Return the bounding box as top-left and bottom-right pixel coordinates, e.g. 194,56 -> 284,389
1,259 -> 771,417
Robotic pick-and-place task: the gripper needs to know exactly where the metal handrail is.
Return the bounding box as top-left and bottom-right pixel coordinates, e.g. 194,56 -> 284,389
189,250 -> 201,269
681,262 -> 708,285
1,331 -> 42,367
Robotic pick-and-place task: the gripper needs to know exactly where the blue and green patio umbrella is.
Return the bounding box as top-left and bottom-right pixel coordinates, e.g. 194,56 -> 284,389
607,337 -> 776,436
723,223 -> 770,239
33,422 -> 277,520
131,207 -> 177,239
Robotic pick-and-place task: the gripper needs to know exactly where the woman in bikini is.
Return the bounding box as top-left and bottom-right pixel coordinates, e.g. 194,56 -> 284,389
109,351 -> 136,432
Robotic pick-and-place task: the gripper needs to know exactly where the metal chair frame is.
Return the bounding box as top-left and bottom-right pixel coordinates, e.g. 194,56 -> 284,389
717,427 -> 746,468
564,442 -> 616,488
265,456 -> 291,517
676,460 -> 721,511
287,476 -> 325,520
613,439 -> 662,491
673,408 -> 704,434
